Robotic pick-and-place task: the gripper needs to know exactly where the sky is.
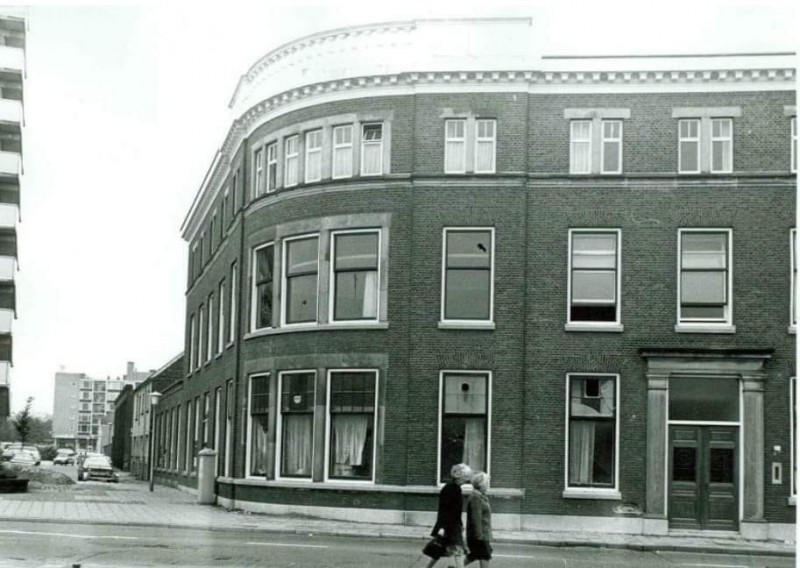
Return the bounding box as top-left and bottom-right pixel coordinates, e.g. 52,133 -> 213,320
9,0 -> 798,415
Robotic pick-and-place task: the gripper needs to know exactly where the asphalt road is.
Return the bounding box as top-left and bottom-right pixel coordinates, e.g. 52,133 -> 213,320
0,521 -> 793,568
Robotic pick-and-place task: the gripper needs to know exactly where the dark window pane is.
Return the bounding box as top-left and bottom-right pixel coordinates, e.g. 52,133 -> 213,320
286,274 -> 317,323
447,232 -> 491,268
445,269 -> 490,319
709,448 -> 735,483
680,305 -> 725,320
286,238 -> 318,276
570,305 -> 617,322
440,416 -> 486,482
335,233 -> 378,270
334,271 -> 378,320
669,378 -> 739,421
673,447 -> 697,482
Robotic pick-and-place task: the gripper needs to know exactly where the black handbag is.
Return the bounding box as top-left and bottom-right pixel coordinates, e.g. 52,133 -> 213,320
422,534 -> 447,559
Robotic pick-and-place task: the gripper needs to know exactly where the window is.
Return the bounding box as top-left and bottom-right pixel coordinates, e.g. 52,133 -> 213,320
361,123 -> 383,176
678,119 -> 700,173
283,235 -> 319,325
442,228 -> 494,322
278,371 -> 315,479
444,119 -> 467,173
791,117 -> 797,174
330,230 -> 379,322
189,314 -> 196,371
305,130 -> 322,183
231,170 -> 239,214
206,293 -> 214,362
710,118 -> 733,173
792,230 -> 797,329
792,378 -> 797,501
248,374 -> 270,477
474,119 -> 496,173
253,147 -> 264,198
197,304 -> 205,366
567,374 -> 618,490
222,188 -> 228,231
332,125 -> 353,179
266,142 -> 277,193
251,243 -> 275,331
601,121 -> 622,174
439,372 -> 489,483
284,135 -> 299,187
678,230 -> 732,326
217,280 -> 225,354
568,230 -> 620,325
184,401 -> 193,472
570,121 -> 592,174
202,393 -> 210,447
194,397 -> 201,467
210,211 -> 217,251
228,262 -> 237,344
225,379 -> 234,477
327,371 -> 377,481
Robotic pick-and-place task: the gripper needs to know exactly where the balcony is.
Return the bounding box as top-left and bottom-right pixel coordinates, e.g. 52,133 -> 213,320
0,309 -> 11,334
0,45 -> 24,74
0,257 -> 14,281
0,204 -> 17,230
0,361 -> 9,385
0,99 -> 21,124
0,150 -> 20,176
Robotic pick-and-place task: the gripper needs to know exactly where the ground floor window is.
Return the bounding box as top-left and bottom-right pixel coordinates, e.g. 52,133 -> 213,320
327,370 -> 376,480
249,374 -> 270,477
440,371 -> 489,483
279,371 -> 315,479
566,374 -> 617,488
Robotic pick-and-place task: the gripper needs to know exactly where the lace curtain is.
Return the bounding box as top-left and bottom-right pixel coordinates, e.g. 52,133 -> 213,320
332,415 -> 369,467
462,418 -> 485,472
282,414 -> 312,476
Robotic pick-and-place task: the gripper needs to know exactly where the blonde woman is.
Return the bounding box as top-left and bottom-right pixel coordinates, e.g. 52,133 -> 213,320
427,463 -> 472,568
465,472 -> 492,567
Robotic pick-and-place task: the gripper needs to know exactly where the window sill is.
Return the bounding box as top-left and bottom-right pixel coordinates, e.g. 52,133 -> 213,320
788,496 -> 796,506
564,322 -> 624,333
438,321 -> 495,331
674,324 -> 736,334
244,322 -> 389,339
562,488 -> 622,500
226,341 -> 235,350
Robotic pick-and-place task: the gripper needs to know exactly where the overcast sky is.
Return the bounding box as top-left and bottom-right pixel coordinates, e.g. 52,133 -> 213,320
11,1 -> 798,415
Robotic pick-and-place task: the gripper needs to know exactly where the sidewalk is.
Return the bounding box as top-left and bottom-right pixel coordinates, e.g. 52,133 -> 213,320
0,472 -> 794,558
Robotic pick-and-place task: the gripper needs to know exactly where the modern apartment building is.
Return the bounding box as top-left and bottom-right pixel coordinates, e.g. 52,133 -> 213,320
0,13 -> 25,419
52,362 -> 150,452
154,19 -> 796,541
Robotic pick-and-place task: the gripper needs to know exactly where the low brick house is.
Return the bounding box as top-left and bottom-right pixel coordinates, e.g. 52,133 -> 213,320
154,19 -> 796,540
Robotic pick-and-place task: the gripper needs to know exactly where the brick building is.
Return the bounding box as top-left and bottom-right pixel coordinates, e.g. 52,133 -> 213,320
154,19 -> 797,540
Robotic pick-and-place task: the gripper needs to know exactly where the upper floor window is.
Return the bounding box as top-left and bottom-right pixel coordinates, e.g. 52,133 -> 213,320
197,303 -> 205,367
253,147 -> 264,198
678,229 -> 732,328
439,371 -> 489,484
266,142 -> 278,193
791,117 -> 797,174
278,371 -> 315,479
188,314 -> 196,372
305,129 -> 323,183
791,229 -> 797,329
678,119 -> 701,173
282,235 -> 319,325
327,370 -> 377,481
231,169 -> 240,215
673,107 -> 740,174
332,125 -> 353,179
565,109 -> 629,175
474,119 -> 496,173
217,280 -> 225,354
568,230 -> 621,326
601,121 -> 622,174
330,230 -> 379,323
570,121 -> 592,174
442,228 -> 494,323
791,377 -> 797,500
206,293 -> 214,363
444,117 -> 496,174
228,262 -> 237,345
361,123 -> 383,176
710,118 -> 733,173
284,135 -> 299,187
444,119 -> 467,173
251,243 -> 275,331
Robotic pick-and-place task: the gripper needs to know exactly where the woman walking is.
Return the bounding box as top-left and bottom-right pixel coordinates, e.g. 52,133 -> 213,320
426,463 -> 472,568
465,472 -> 492,567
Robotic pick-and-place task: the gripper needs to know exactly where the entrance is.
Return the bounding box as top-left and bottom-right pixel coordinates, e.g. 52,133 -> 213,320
668,425 -> 738,530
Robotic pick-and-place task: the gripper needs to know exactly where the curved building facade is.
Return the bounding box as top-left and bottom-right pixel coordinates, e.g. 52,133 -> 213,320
158,19 -> 797,539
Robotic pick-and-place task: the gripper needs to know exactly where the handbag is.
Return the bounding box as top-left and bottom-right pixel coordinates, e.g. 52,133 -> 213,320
422,534 -> 447,559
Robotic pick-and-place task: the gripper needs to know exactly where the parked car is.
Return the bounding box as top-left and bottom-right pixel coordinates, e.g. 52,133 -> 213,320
21,446 -> 41,466
53,449 -> 76,465
77,456 -> 118,482
9,451 -> 36,466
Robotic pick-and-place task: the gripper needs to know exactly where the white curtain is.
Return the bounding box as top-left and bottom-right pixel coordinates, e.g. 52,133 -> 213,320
362,143 -> 381,174
569,422 -> 595,484
446,141 -> 465,172
475,140 -> 494,171
333,147 -> 352,178
362,271 -> 378,318
250,417 -> 268,476
333,415 -> 369,466
283,415 -> 312,475
462,418 -> 485,471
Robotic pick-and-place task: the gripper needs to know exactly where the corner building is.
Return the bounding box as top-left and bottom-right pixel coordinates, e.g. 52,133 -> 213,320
160,19 -> 797,540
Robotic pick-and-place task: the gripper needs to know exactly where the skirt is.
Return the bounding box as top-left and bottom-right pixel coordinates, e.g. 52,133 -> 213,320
467,538 -> 493,561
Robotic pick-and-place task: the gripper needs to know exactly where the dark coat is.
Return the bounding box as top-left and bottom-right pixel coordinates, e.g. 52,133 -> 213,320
431,481 -> 464,545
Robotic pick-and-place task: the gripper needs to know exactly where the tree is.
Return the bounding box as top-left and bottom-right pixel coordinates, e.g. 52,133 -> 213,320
11,397 -> 33,445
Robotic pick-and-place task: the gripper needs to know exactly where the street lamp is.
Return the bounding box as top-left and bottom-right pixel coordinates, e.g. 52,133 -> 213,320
148,391 -> 162,492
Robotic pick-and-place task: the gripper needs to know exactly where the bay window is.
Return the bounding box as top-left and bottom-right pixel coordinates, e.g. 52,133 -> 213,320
251,243 -> 274,331
284,135 -> 299,187
330,230 -> 379,322
248,374 -> 270,477
361,123 -> 383,176
305,129 -> 322,183
327,371 -> 376,481
253,147 -> 264,198
266,142 -> 277,193
332,125 -> 353,179
283,235 -> 319,325
279,371 -> 315,479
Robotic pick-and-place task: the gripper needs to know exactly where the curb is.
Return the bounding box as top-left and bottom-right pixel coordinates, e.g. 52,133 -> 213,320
0,516 -> 793,557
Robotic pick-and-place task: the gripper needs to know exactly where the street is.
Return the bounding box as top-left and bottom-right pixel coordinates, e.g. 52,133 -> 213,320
0,521 -> 793,568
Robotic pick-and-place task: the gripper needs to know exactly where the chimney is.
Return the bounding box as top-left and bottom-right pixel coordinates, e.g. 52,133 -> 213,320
126,362 -> 135,379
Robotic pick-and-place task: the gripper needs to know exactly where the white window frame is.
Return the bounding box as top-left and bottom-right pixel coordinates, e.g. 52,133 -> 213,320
188,314 -> 196,372
197,304 -> 205,367
323,369 -> 379,483
436,370 -> 492,485
214,388 -> 222,472
676,228 -> 734,330
250,242 -> 275,332
224,380 -> 234,477
228,263 -> 237,346
474,119 -> 496,174
792,117 -> 797,174
569,120 -> 592,174
284,135 -> 299,187
710,118 -> 733,174
217,280 -> 225,355
563,373 -> 620,499
246,373 -> 270,480
791,377 -> 797,504
206,293 -> 214,363
791,229 -> 797,331
360,123 -> 383,176
444,119 -> 467,174
678,119 -> 701,174
275,370 -> 316,481
266,142 -> 278,193
600,120 -> 623,175
440,227 -> 495,325
304,129 -> 323,183
566,229 -> 622,329
281,234 -> 320,327
329,229 -> 381,324
332,125 -> 353,179
253,147 -> 264,198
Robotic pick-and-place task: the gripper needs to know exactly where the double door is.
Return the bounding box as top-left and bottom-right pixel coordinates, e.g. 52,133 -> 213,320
668,425 -> 738,531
